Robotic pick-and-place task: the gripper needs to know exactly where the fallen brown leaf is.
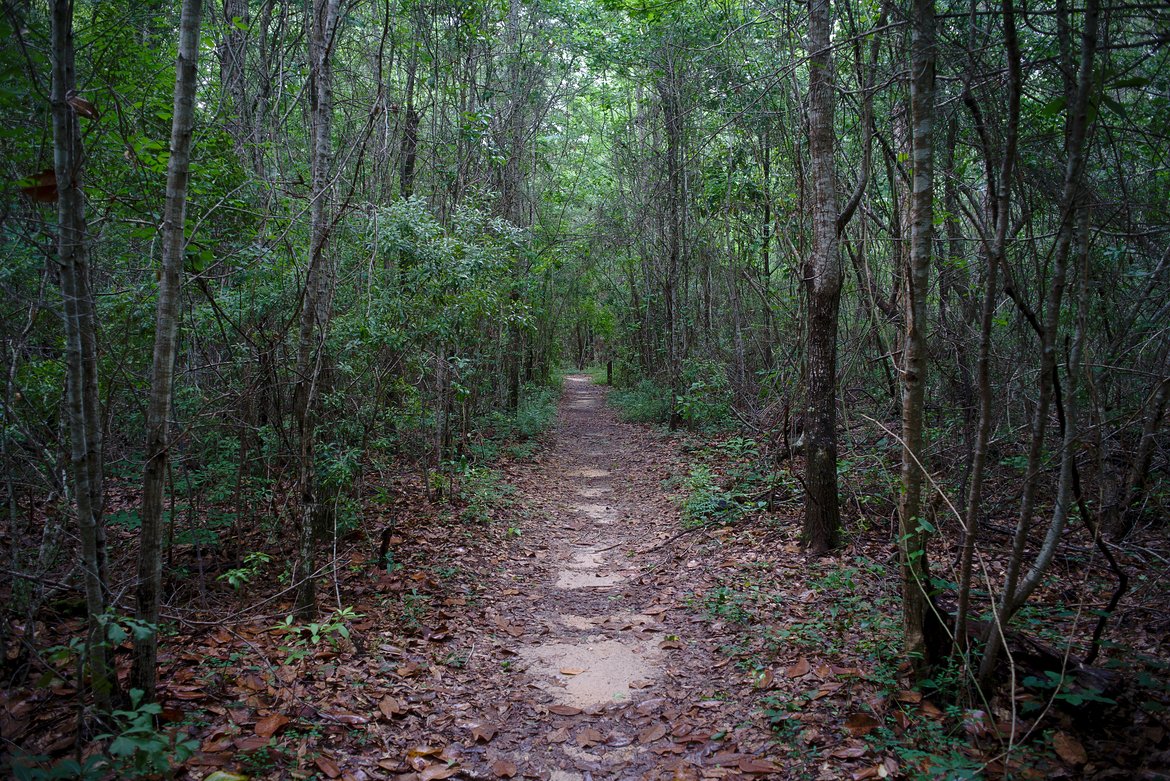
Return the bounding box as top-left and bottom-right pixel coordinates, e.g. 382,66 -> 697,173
576,727 -> 604,748
786,657 -> 811,678
1052,730 -> 1088,766
314,756 -> 341,778
737,757 -> 781,774
379,695 -> 404,718
490,758 -> 518,778
470,723 -> 498,743
639,723 -> 667,744
254,714 -> 289,738
548,705 -> 582,716
751,668 -> 775,689
843,713 -> 881,737
418,762 -> 460,781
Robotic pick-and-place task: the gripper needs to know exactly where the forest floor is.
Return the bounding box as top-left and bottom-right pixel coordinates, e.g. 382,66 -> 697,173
6,376 -> 1170,780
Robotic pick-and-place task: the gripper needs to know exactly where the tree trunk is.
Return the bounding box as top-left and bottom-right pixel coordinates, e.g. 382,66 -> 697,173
132,0 -> 203,701
800,0 -> 842,553
955,0 -> 1022,652
898,0 -> 939,674
979,0 -> 1099,686
292,0 -> 340,620
50,0 -> 117,711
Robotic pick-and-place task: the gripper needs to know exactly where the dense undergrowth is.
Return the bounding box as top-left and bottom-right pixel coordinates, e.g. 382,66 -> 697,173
3,380 -> 561,780
650,414 -> 1170,778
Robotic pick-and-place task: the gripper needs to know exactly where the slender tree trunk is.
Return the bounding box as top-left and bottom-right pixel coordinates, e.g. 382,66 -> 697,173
657,63 -> 684,430
50,0 -> 117,710
955,0 -> 1022,652
979,0 -> 1099,686
400,37 -> 419,199
292,0 -> 340,620
801,0 -> 842,552
132,0 -> 203,701
899,0 -> 938,673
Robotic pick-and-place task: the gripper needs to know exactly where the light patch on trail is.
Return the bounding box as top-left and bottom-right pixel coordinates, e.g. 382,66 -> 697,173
559,614 -> 596,630
549,771 -> 584,781
555,569 -> 624,588
568,467 -> 610,478
575,487 -> 611,498
520,639 -> 662,707
573,503 -> 616,523
569,548 -> 606,568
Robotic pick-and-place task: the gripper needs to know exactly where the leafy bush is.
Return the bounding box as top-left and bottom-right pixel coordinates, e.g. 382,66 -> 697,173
680,465 -> 741,528
609,378 -> 671,423
676,360 -> 733,429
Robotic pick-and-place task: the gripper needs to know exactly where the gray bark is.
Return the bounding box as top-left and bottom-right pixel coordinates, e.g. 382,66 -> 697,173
50,0 -> 115,710
132,0 -> 203,701
800,0 -> 842,552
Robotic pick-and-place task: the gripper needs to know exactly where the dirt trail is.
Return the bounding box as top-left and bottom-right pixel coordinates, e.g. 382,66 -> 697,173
409,375 -> 777,780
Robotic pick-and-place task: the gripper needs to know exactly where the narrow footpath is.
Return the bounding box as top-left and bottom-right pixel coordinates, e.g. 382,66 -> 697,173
400,375 -> 779,780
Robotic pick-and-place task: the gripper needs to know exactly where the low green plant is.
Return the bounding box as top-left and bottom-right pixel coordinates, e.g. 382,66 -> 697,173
273,606 -> 362,662
680,465 -> 741,528
98,688 -> 199,777
399,588 -> 432,629
217,551 -> 272,590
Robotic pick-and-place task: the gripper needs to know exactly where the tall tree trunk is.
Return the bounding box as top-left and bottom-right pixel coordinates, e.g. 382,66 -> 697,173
899,0 -> 943,674
979,0 -> 1099,686
218,0 -> 260,176
399,35 -> 419,199
50,0 -> 117,710
132,0 -> 203,701
955,0 -> 1022,652
657,60 -> 684,430
800,0 -> 842,552
292,0 -> 340,620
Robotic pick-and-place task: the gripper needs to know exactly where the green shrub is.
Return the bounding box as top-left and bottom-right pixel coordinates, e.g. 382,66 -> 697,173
609,378 -> 671,423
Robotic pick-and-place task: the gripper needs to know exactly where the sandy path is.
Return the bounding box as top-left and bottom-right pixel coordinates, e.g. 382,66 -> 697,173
406,375 -> 777,780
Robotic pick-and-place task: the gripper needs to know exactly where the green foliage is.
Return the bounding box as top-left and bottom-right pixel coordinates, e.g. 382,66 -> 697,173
609,378 -> 672,423
273,607 -> 362,663
679,465 -> 741,528
97,689 -> 199,778
675,360 -> 733,429
217,552 -> 272,591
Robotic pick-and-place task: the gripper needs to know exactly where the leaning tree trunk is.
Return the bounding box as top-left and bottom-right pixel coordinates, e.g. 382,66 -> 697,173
292,0 -> 340,620
955,0 -> 1022,651
979,0 -> 1099,687
50,0 -> 117,711
132,0 -> 203,702
800,0 -> 842,553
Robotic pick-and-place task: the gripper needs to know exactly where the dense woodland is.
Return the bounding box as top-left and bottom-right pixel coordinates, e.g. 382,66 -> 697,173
2,0 -> 1169,777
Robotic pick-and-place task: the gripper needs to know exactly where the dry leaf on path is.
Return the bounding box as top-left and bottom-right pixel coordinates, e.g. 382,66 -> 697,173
470,723 -> 498,743
559,667 -> 586,675
786,657 -> 811,678
1053,731 -> 1088,765
254,714 -> 289,738
314,756 -> 341,778
576,727 -> 604,747
737,757 -> 781,774
638,723 -> 667,744
379,695 -> 404,718
548,705 -> 582,716
490,758 -> 518,778
844,713 -> 881,737
419,763 -> 460,781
